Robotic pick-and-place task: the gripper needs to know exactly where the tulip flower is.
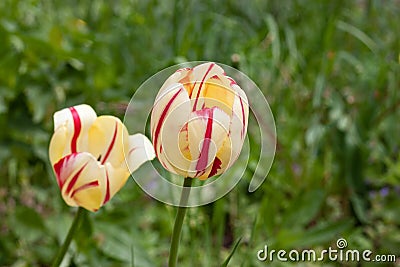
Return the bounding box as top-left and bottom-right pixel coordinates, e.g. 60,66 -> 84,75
49,104 -> 155,212
151,62 -> 249,180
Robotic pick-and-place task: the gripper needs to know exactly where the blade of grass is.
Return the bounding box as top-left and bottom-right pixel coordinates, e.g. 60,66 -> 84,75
336,20 -> 377,52
130,244 -> 134,267
265,14 -> 281,67
220,237 -> 242,267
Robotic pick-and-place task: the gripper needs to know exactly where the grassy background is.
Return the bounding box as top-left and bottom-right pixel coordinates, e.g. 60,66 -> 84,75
0,0 -> 399,266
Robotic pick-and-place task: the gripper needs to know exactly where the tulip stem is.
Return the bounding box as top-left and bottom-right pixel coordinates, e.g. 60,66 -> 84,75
51,207 -> 85,267
168,178 -> 193,267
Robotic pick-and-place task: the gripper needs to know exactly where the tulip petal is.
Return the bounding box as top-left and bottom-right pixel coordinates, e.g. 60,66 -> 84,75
202,74 -> 236,116
211,84 -> 249,177
230,83 -> 249,141
187,107 -> 230,179
88,116 -> 130,167
211,82 -> 249,175
102,162 -> 130,205
126,133 -> 155,172
156,68 -> 192,100
49,104 -> 97,165
191,62 -> 225,78
49,127 -> 69,166
53,152 -> 105,211
226,76 -> 249,140
210,136 -> 233,178
190,62 -> 225,111
151,83 -> 191,163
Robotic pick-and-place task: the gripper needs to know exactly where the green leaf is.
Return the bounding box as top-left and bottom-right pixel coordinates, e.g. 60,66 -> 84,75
95,222 -> 153,267
284,219 -> 354,248
282,189 -> 325,228
11,206 -> 46,242
25,86 -> 52,123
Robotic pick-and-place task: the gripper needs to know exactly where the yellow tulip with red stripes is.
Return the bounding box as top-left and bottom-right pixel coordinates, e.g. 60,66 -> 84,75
151,62 -> 249,180
49,104 -> 155,211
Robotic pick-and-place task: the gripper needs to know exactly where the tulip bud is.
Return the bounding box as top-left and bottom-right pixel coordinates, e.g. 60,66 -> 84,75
150,62 -> 249,180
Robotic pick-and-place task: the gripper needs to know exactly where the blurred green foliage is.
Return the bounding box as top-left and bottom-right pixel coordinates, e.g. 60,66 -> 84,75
0,0 -> 399,266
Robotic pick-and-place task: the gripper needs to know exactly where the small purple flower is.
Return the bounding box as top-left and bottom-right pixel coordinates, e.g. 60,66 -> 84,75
379,187 -> 389,197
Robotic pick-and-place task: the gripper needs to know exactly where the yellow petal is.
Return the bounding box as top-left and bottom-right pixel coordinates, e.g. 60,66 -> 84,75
49,126 -> 68,165
126,133 -> 155,173
202,74 -> 236,116
213,80 -> 249,176
88,115 -> 129,167
53,152 -> 105,211
102,162 -> 130,205
189,62 -> 225,111
73,185 -> 103,212
49,104 -> 97,165
211,136 -> 232,177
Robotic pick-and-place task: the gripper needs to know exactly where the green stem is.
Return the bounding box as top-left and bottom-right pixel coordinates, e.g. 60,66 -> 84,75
51,207 -> 85,267
168,178 -> 193,267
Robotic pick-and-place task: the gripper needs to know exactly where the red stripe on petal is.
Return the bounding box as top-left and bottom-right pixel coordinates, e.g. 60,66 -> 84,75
69,107 -> 82,153
53,153 -> 77,189
195,108 -> 213,172
54,158 -> 65,188
70,180 -> 99,198
208,157 -> 222,178
103,170 -> 110,205
226,77 -> 237,86
65,163 -> 88,195
192,63 -> 215,111
100,122 -> 118,164
153,88 -> 182,156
